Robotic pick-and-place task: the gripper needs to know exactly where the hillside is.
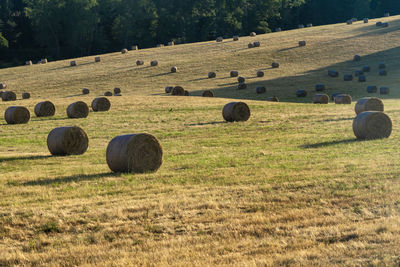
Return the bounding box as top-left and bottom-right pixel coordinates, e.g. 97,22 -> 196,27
0,17 -> 400,265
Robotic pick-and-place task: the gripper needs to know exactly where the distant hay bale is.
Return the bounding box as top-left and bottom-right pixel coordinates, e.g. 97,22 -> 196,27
272,62 -> 280,68
358,75 -> 366,82
202,90 -> 214,97
2,91 -> 16,101
298,24 -> 304,28
306,23 -> 313,27
238,76 -> 245,83
26,60 -> 32,66
296,89 -> 307,97
248,43 -> 254,48
106,133 -> 163,173
233,36 -> 239,41
343,74 -> 353,81
4,106 -> 30,124
216,37 -> 223,42
222,102 -> 250,122
156,44 -> 164,48
131,45 -> 138,50
208,72 -> 216,78
0,82 -> 6,89
121,48 -> 128,54
238,83 -> 247,90
382,22 -> 389,28
184,90 -> 190,96
253,41 -> 261,47
41,58 -> 48,64
165,86 -> 173,93
378,62 -> 386,69
275,27 -> 282,32
104,91 -> 113,96
364,18 -> 369,23
91,97 -> 111,112
367,85 -> 377,93
171,66 -> 178,73
384,12 -> 390,17
34,101 -> 55,117
250,32 -> 256,37
379,69 -> 387,76
114,88 -> 121,95
82,88 -> 90,95
380,87 -> 389,95
168,41 -> 174,46
354,70 -> 363,77
67,101 -> 89,118
353,55 -> 361,61
230,70 -> 239,77
267,96 -> 279,102
299,40 -> 306,46
22,92 -> 30,99
346,20 -> 353,25
331,92 -> 341,101
150,60 -> 158,66
335,94 -> 352,104
312,94 -> 329,104
353,111 -> 392,140
256,70 -> 264,77
171,86 -> 185,96
351,18 -> 358,22
355,97 -> 384,115
47,126 -> 89,156
95,57 -> 101,62
315,84 -> 325,91
362,65 -> 370,72
136,60 -> 144,66
256,86 -> 266,94
376,21 -> 383,27
70,61 -> 76,67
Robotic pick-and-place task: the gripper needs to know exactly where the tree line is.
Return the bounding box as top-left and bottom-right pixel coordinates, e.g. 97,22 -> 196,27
0,0 -> 398,67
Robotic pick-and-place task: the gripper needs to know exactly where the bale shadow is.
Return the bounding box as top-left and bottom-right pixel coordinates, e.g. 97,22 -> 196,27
146,72 -> 173,78
23,172 -> 118,186
317,117 -> 354,122
31,117 -> 69,122
277,46 -> 300,52
50,62 -> 94,71
0,155 -> 52,163
185,121 -> 227,126
188,77 -> 211,82
63,93 -> 85,98
300,138 -> 360,149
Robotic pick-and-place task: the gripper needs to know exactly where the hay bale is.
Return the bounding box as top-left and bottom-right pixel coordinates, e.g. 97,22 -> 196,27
299,40 -> 306,46
380,87 -> 389,95
312,94 -> 329,104
131,45 -> 138,50
343,74 -> 353,81
275,27 -> 282,32
328,70 -> 338,77
114,88 -> 121,94
216,37 -> 223,42
367,85 -> 377,93
41,58 -> 47,64
233,36 -> 239,41
104,91 -> 113,96
238,83 -> 247,90
230,70 -> 239,77
353,111 -> 391,140
331,92 -> 341,101
355,97 -> 384,114
222,102 -> 250,122
150,60 -> 158,66
382,22 -> 389,28
298,24 -> 304,28
0,82 -> 6,89
70,61 -> 76,67
355,70 -> 363,76
296,89 -> 307,97
346,20 -> 353,25
256,86 -> 266,94
82,88 -> 90,95
379,69 -> 387,76
376,21 -> 383,27
306,23 -> 313,27
257,70 -> 264,77
378,62 -> 386,69
253,41 -> 261,47
2,91 -> 16,101
91,97 -> 111,112
335,94 -> 352,104
272,62 -> 280,68
184,90 -> 190,96
171,86 -> 185,96
384,12 -> 390,17
267,96 -> 279,102
4,106 -> 30,124
121,48 -> 128,54
67,101 -> 89,118
202,90 -> 214,97
364,18 -> 369,23
250,32 -> 256,37
136,60 -> 144,66
171,66 -> 178,73
351,18 -> 358,22
248,43 -> 254,48
208,72 -> 216,78
95,57 -> 101,62
358,75 -> 366,82
22,92 -> 30,99
47,126 -> 89,156
34,101 -> 55,117
238,76 -> 245,83
168,41 -> 174,46
26,60 -> 32,65
362,65 -> 370,72
156,44 -> 164,48
106,133 -> 163,173
315,84 -> 325,91
165,86 -> 173,93
353,55 -> 361,61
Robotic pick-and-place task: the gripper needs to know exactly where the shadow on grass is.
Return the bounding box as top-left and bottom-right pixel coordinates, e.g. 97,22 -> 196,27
317,117 -> 354,122
62,93 -> 85,98
50,62 -> 94,71
146,72 -> 173,78
185,121 -> 227,126
0,155 -> 52,163
300,138 -> 360,149
23,172 -> 118,186
31,117 -> 69,122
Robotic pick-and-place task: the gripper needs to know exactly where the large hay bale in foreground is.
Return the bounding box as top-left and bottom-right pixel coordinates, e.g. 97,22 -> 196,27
82,88 -> 90,95
121,48 -> 128,54
47,126 -> 88,156
267,96 -> 279,102
2,91 -> 16,101
216,37 -> 223,42
171,66 -> 178,73
136,60 -> 144,66
230,70 -> 239,77
238,76 -> 245,83
91,97 -> 111,112
343,74 -> 353,81
165,86 -> 173,93
95,57 -> 101,62
312,94 -> 329,104
222,102 -> 250,122
380,87 -> 389,95
296,90 -> 307,97
256,86 -> 266,94
355,97 -> 384,115
335,94 -> 352,104
0,83 -> 6,89
202,90 -> 214,97
4,106 -> 30,124
114,88 -> 121,94
328,70 -> 339,77
353,111 -> 392,140
104,91 -> 113,96
34,101 -> 55,117
171,86 -> 185,96
299,40 -> 306,47
70,61 -> 76,67
22,92 -> 30,99
106,133 -> 163,173
353,55 -> 361,61
67,101 -> 89,118
367,85 -> 377,93
208,72 -> 216,78
272,62 -> 280,68
150,60 -> 158,66
315,84 -> 325,91
256,70 -> 264,77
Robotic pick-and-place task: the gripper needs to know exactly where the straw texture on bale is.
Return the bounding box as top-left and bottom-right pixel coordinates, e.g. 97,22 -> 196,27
121,48 -> 128,54
47,126 -> 89,156
380,87 -> 389,95
67,101 -> 89,119
364,18 -> 369,23
70,61 -> 76,66
378,63 -> 386,69
256,70 -> 264,77
216,37 -> 223,42
4,106 -> 30,124
2,91 -> 16,101
82,88 -> 90,95
335,94 -> 352,104
312,94 -> 329,104
165,86 -> 173,93
238,76 -> 245,83
353,55 -> 361,61
253,41 -> 260,47
95,57 -> 101,62
91,97 -> 111,112
26,60 -> 32,65
299,40 -> 306,46
256,86 -> 266,94
222,102 -> 250,122
267,96 -> 279,102
379,69 -> 387,76
34,101 -> 55,117
150,60 -> 158,66
22,92 -> 30,99
104,91 -> 113,96
208,72 -> 216,78
328,70 -> 338,77
315,84 -> 325,91
0,83 -> 6,89
171,86 -> 185,96
202,90 -> 214,97
344,74 -> 353,81
367,85 -> 377,93
248,43 -> 254,48
114,88 -> 121,94
362,66 -> 370,72
171,66 -> 177,73
355,97 -> 384,115
353,111 -> 392,140
238,83 -> 247,90
358,75 -> 366,82
136,60 -> 144,66
250,32 -> 256,37
233,36 -> 239,41
296,90 -> 307,97
106,133 -> 163,173
230,71 -> 239,77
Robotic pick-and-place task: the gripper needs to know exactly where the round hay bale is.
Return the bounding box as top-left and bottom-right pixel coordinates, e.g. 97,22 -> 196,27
382,22 -> 389,28
208,72 -> 216,78
165,86 -> 173,93
184,90 -> 190,96
121,48 -> 128,54
312,94 -> 329,104
275,27 -> 282,32
250,32 -> 256,37
150,60 -> 158,66
41,58 -> 48,64
104,91 -> 113,96
364,18 -> 369,23
315,84 -> 325,91
0,82 -> 6,89
202,90 -> 214,97
343,74 -> 353,81
376,21 -> 383,27
380,87 -> 389,95
355,70 -> 363,77
256,86 -> 266,94
233,36 -> 239,41
378,62 -> 386,69
26,60 -> 32,65
253,41 -> 260,47
156,44 -> 164,48
353,55 -> 361,61
238,76 -> 245,83
298,24 -> 305,28
306,23 -> 313,27
267,96 -> 279,102
331,92 -> 341,101
328,70 -> 339,77
171,66 -> 177,73
272,62 -> 280,68
168,41 -> 174,46
335,94 -> 352,104
216,37 -> 223,42
351,18 -> 358,22
230,70 -> 239,77
346,20 -> 353,25
82,88 -> 90,95
358,75 -> 366,82
114,88 -> 121,94
4,106 -> 30,124
222,102 -> 250,122
34,101 -> 55,117
91,97 -> 111,112
248,43 -> 254,48
379,69 -> 387,76
67,101 -> 89,118
238,83 -> 247,90
355,97 -> 384,114
171,86 -> 185,96
296,89 -> 307,97
22,92 -> 30,99
353,111 -> 392,140
367,85 -> 377,93
70,61 -> 76,67
95,57 -> 101,62
256,70 -> 264,77
106,133 -> 163,173
136,60 -> 144,66
131,45 -> 138,50
47,126 -> 89,156
384,12 -> 390,17
2,91 -> 16,101
299,40 -> 306,47
362,66 -> 370,72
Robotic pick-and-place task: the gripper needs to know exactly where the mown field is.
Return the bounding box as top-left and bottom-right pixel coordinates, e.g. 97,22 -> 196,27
0,16 -> 400,265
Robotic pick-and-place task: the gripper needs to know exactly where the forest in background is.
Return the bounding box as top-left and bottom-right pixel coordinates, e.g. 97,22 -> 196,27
0,0 -> 399,67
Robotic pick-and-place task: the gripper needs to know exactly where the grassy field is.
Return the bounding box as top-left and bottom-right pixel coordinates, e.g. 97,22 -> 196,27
1,16 -> 400,265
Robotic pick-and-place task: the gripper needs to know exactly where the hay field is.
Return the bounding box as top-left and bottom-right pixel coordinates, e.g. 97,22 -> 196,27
1,16 -> 400,265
